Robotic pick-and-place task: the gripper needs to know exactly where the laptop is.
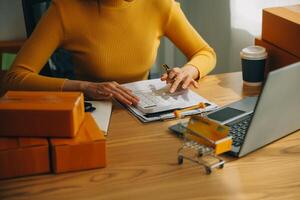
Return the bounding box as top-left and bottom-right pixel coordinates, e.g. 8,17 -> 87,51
170,62 -> 300,157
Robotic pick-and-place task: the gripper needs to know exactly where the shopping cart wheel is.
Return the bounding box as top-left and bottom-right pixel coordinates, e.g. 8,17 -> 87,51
205,167 -> 212,174
178,155 -> 184,165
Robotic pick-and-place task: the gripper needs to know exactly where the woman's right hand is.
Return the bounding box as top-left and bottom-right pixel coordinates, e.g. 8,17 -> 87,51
63,80 -> 139,106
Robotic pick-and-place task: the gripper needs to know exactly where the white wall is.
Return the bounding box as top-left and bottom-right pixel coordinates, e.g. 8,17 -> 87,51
154,0 -> 300,77
0,0 -> 26,40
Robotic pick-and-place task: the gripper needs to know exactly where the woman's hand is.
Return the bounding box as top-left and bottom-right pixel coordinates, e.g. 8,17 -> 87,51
160,65 -> 199,93
63,80 -> 139,106
82,81 -> 139,105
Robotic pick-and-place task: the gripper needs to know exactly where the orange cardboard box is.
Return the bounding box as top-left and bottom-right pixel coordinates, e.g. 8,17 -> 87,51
262,5 -> 300,57
0,137 -> 50,179
50,113 -> 106,174
255,38 -> 300,74
0,91 -> 85,138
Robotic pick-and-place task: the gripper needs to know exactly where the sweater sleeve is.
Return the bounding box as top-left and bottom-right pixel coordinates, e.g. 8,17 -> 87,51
2,1 -> 67,92
163,1 -> 217,79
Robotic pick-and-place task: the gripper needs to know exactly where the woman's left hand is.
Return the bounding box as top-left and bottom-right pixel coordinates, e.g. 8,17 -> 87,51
160,65 -> 200,93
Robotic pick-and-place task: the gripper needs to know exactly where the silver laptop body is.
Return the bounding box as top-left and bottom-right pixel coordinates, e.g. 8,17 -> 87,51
206,62 -> 300,157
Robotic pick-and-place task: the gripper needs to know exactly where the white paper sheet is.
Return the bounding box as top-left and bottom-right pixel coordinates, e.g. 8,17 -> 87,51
88,101 -> 112,135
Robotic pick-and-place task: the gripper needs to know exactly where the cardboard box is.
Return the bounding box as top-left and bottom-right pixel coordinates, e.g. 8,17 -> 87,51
0,137 -> 50,179
0,91 -> 85,138
255,38 -> 300,74
50,113 -> 106,173
262,5 -> 300,57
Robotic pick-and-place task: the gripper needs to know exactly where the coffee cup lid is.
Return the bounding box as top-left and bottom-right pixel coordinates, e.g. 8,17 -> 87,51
240,46 -> 268,60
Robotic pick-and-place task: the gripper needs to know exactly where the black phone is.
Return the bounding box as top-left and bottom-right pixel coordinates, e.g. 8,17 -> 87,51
168,123 -> 188,138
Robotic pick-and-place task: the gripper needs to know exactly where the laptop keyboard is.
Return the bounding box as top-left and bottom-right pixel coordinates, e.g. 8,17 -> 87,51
227,114 -> 253,147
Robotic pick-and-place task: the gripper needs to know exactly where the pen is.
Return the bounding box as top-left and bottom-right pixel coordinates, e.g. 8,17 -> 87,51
162,64 -> 171,74
162,64 -> 175,87
174,102 -> 206,118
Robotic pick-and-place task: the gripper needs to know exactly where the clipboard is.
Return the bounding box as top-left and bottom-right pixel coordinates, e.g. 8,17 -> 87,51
122,79 -> 218,122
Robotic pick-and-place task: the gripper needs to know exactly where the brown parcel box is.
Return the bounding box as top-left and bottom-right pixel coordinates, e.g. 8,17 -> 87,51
0,137 -> 50,179
0,91 -> 85,138
50,113 -> 106,173
262,5 -> 300,57
255,38 -> 300,73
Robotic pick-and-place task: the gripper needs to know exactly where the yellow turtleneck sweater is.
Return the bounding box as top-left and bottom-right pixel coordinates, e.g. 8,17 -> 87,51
3,0 -> 216,91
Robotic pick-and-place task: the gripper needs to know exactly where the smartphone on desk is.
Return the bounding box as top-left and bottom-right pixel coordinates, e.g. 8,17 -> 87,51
168,122 -> 188,138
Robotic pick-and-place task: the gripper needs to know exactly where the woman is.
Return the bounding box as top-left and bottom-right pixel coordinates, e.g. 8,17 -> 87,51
3,0 -> 216,106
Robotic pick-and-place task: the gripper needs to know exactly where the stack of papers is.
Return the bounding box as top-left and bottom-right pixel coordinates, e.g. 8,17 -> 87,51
123,79 -> 218,122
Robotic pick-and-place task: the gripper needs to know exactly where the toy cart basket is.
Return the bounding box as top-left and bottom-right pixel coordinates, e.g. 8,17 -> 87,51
177,116 -> 232,174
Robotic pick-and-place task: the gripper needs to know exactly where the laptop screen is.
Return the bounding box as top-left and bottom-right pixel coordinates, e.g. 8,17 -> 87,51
207,107 -> 245,123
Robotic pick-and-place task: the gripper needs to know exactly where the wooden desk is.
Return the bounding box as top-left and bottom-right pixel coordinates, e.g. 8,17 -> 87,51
0,72 -> 299,200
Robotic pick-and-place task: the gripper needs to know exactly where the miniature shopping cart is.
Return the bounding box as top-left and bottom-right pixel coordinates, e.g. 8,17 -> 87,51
177,115 -> 232,174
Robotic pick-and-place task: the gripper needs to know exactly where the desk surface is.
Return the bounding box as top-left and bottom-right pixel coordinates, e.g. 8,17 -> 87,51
0,72 -> 299,200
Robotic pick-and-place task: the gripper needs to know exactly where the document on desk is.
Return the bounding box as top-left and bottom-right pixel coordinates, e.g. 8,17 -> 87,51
88,100 -> 112,135
122,79 -> 218,122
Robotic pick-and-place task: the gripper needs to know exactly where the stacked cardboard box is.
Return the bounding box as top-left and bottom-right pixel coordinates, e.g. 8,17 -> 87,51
0,91 -> 85,137
256,5 -> 300,74
0,91 -> 106,179
0,137 -> 50,179
50,113 -> 106,173
255,38 -> 300,74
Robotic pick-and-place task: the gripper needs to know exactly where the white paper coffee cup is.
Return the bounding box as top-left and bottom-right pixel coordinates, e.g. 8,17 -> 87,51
240,46 -> 268,86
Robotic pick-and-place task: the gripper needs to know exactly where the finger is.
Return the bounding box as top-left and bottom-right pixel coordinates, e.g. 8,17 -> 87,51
90,85 -> 115,101
117,84 -> 135,96
116,88 -> 139,105
170,75 -> 184,93
161,73 -> 168,81
182,76 -> 193,89
166,77 -> 175,84
108,87 -> 137,105
113,92 -> 133,105
92,93 -> 113,101
111,82 -> 134,96
168,68 -> 181,80
167,68 -> 182,83
166,78 -> 174,85
118,85 -> 133,93
116,85 -> 140,103
110,82 -> 139,102
100,93 -> 113,100
106,87 -> 132,105
192,80 -> 199,88
168,70 -> 178,80
96,89 -> 112,97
